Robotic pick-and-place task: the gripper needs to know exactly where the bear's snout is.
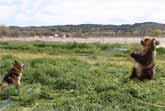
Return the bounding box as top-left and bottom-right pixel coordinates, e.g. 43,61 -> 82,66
131,52 -> 135,58
141,40 -> 144,45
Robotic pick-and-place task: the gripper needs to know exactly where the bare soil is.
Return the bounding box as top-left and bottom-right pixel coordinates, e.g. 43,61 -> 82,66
0,37 -> 165,47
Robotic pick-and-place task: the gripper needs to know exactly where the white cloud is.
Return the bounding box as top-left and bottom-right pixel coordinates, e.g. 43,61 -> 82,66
0,0 -> 165,26
0,6 -> 17,24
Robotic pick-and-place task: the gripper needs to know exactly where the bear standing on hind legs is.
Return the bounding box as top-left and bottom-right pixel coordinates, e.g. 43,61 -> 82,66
130,37 -> 159,80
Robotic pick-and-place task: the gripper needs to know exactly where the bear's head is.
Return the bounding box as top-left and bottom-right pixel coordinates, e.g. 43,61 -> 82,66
141,37 -> 159,50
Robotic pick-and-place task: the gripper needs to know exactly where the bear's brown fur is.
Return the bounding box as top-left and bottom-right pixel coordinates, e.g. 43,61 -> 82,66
130,37 -> 159,80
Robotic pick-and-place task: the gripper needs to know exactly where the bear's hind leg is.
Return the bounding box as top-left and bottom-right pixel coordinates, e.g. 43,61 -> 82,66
130,67 -> 138,79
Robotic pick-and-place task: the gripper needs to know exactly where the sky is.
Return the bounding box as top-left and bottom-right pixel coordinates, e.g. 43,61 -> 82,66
0,0 -> 165,26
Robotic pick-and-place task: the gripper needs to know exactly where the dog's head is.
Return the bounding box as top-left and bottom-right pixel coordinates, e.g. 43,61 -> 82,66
13,60 -> 24,71
141,37 -> 159,50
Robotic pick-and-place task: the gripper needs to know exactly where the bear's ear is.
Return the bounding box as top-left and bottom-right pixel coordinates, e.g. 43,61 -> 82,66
155,40 -> 160,45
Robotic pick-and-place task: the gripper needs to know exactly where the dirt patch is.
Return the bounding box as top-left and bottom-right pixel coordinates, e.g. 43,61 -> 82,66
0,37 -> 165,47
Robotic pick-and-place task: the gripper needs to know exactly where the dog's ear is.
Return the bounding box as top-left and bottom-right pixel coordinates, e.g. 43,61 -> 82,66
21,63 -> 25,68
14,60 -> 19,64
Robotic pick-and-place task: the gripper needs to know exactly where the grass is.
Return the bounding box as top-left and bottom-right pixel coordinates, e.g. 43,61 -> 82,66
0,41 -> 165,111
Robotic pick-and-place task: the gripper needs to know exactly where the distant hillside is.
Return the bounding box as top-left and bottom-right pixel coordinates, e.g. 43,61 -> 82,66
0,22 -> 165,37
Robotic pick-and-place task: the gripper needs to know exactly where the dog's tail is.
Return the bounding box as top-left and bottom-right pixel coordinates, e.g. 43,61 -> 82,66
0,83 -> 5,91
0,83 -> 8,92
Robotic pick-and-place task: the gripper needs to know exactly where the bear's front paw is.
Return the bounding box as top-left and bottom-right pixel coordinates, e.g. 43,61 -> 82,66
130,52 -> 135,58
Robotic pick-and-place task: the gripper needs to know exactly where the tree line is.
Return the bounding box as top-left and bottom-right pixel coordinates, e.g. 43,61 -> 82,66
0,22 -> 164,37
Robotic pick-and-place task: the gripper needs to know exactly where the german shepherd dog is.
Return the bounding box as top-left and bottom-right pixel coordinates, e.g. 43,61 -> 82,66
0,61 -> 24,90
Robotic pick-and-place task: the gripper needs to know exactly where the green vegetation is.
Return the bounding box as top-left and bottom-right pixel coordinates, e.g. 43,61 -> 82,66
0,41 -> 165,111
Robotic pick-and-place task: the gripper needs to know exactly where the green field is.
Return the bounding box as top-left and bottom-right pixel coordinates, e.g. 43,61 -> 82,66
0,41 -> 165,111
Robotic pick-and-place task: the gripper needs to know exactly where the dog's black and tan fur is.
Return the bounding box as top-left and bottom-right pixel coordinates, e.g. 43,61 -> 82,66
130,37 -> 159,80
0,61 -> 24,90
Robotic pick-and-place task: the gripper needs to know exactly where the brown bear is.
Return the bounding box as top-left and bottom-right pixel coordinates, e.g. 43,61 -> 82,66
130,37 -> 159,80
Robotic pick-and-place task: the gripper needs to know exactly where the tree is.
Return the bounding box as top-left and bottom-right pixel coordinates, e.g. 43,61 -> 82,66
0,26 -> 7,36
151,29 -> 162,36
